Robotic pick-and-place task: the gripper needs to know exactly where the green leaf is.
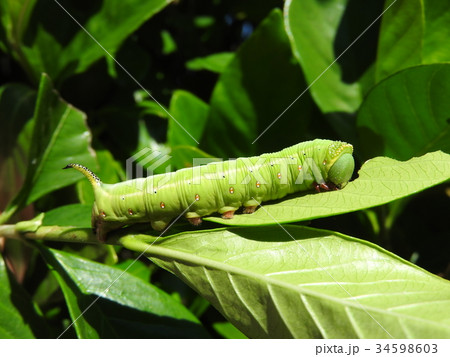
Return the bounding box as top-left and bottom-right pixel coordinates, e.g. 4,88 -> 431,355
38,246 -> 209,338
25,73 -> 97,203
0,73 -> 96,224
376,0 -> 450,82
202,9 -> 312,157
161,30 -> 177,55
168,90 -> 209,147
0,253 -> 46,338
185,52 -> 234,73
42,204 -> 91,228
114,259 -> 152,283
284,0 -> 362,113
205,151 -> 450,226
135,90 -> 170,119
129,226 -> 450,338
357,64 -> 450,160
0,74 -> 96,225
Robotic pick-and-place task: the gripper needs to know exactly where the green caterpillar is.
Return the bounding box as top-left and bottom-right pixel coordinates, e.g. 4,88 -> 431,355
65,139 -> 354,241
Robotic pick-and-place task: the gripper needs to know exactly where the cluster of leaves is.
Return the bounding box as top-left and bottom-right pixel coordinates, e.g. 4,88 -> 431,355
0,0 -> 449,338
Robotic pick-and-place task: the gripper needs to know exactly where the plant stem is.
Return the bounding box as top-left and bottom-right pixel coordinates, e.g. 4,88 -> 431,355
0,224 -> 99,245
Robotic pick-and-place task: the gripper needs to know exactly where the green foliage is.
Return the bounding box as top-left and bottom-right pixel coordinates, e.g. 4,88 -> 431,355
0,0 -> 449,339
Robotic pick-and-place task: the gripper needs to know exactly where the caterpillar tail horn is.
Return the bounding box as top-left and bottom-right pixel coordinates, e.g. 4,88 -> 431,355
64,164 -> 110,241
63,163 -> 102,187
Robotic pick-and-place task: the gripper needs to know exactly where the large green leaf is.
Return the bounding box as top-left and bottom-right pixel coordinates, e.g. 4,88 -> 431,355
0,73 -> 96,224
121,226 -> 450,338
376,0 -> 450,82
284,0 -> 362,113
25,73 -> 97,202
357,64 -> 450,160
38,246 -> 209,338
202,9 -> 312,157
3,0 -> 170,83
205,151 -> 450,226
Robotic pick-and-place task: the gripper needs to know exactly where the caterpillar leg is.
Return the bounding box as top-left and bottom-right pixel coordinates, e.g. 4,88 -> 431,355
94,220 -> 125,242
221,210 -> 236,219
243,206 -> 257,214
187,217 -> 203,226
314,182 -> 330,192
151,219 -> 171,232
313,182 -> 338,192
94,219 -> 107,243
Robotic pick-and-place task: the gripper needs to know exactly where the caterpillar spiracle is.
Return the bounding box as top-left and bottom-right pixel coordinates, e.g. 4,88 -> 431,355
65,139 -> 354,241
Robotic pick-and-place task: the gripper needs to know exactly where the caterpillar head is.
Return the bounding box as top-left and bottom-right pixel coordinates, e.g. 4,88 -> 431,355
326,142 -> 354,189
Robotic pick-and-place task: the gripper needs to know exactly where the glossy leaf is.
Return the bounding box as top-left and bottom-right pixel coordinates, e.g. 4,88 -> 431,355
357,64 -> 450,160
39,246 -> 209,338
0,74 -> 96,224
130,226 -> 450,338
24,73 -> 96,204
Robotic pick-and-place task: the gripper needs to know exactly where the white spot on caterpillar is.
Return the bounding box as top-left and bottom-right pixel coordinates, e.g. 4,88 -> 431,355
160,202 -> 165,209
121,196 -> 125,200
128,209 -> 134,215
298,165 -> 302,171
256,181 -> 261,188
277,172 -> 282,179
100,210 -> 106,217
195,194 -> 200,201
322,160 -> 327,166
153,189 -> 157,194
229,187 -> 234,194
